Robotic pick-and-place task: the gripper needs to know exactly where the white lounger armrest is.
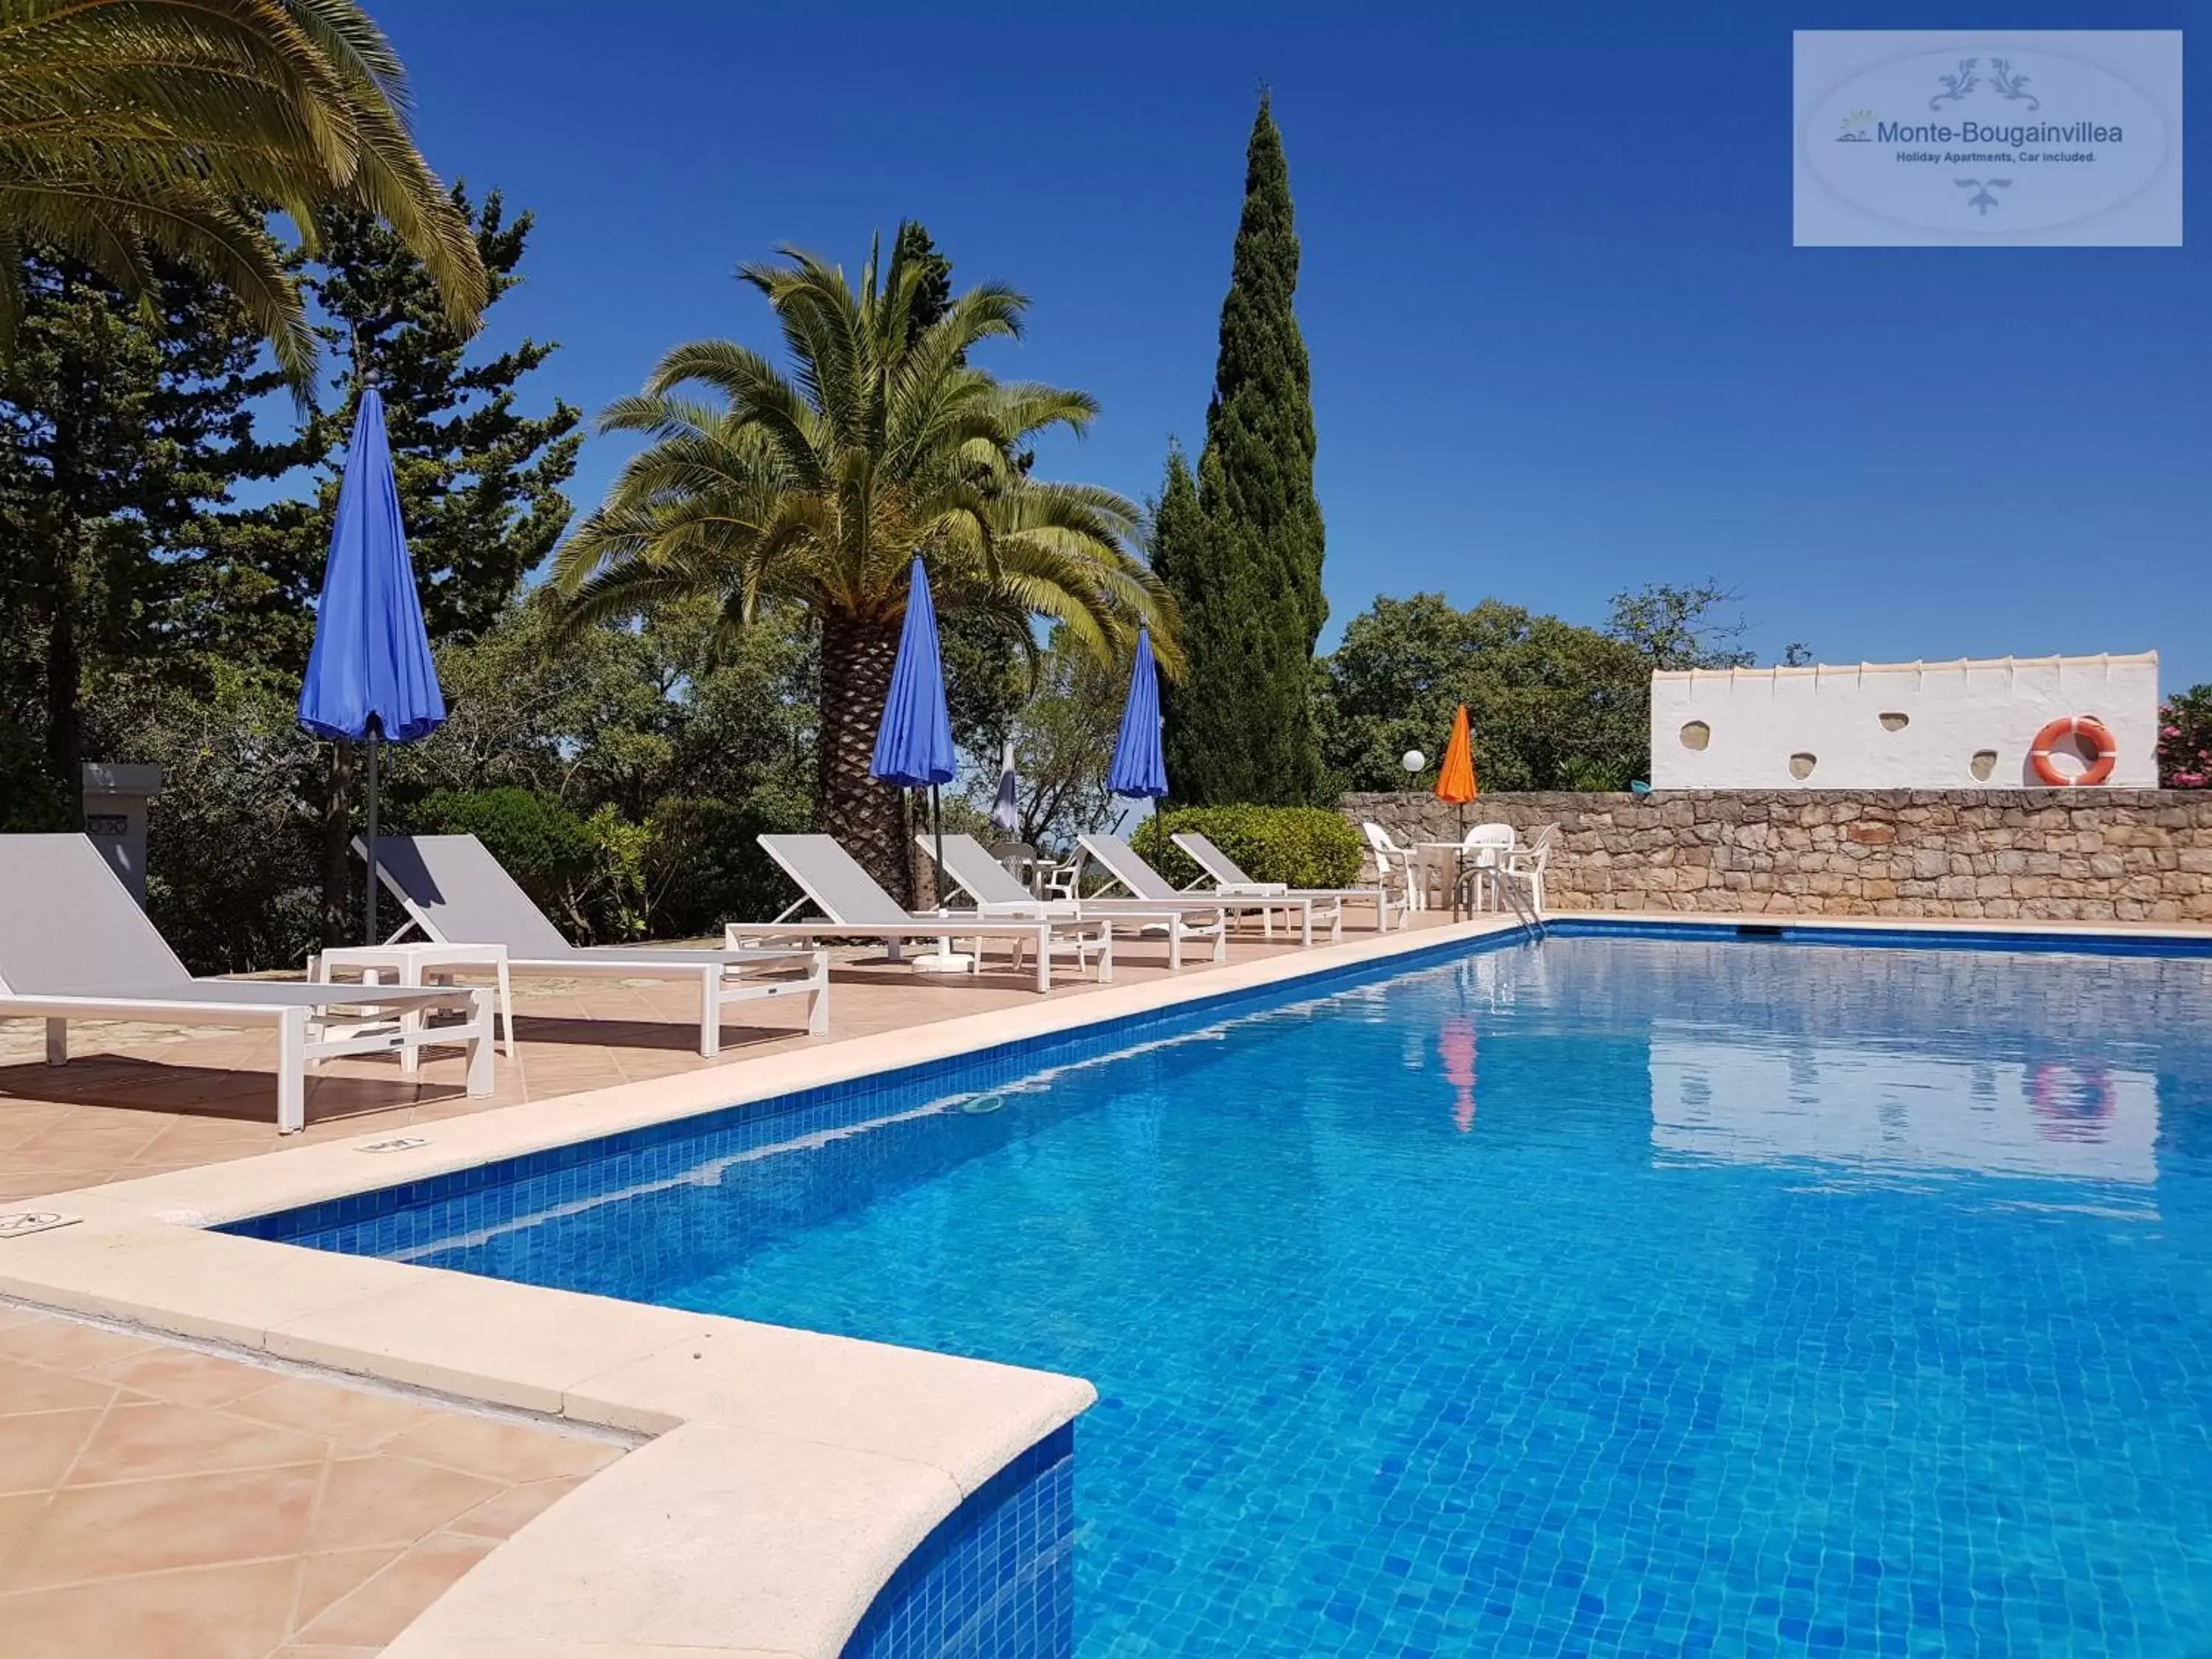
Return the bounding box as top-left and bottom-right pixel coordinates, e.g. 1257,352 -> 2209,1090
1214,880 -> 1289,897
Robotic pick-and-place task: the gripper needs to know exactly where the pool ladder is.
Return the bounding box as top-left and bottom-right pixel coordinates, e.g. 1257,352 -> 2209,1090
1450,861 -> 1548,940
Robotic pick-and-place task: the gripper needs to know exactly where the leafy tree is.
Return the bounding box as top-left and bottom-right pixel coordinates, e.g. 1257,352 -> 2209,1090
389,598 -> 815,942
554,232 -> 1176,902
1606,580 -> 1757,671
1161,92 -> 1326,806
1320,593 -> 1652,793
0,255 -> 309,823
0,0 -> 486,388
79,663 -> 326,971
955,624 -> 1126,852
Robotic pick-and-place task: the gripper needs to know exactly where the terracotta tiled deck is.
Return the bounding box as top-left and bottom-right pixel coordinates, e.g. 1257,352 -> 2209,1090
0,1301 -> 627,1659
0,923 -> 1425,1199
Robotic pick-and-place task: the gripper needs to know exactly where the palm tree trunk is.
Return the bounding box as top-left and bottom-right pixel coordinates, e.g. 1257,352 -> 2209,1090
816,612 -> 912,906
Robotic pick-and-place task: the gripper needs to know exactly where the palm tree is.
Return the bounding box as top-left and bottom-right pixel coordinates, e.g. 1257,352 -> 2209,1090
554,232 -> 1178,901
0,0 -> 485,389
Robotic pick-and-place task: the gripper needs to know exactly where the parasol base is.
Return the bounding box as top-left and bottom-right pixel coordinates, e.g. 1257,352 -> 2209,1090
908,944 -> 975,974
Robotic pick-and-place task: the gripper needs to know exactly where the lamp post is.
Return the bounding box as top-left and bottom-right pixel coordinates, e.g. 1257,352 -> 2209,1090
1401,750 -> 1424,913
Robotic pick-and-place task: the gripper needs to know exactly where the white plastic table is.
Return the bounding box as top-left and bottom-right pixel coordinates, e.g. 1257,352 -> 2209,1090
310,941 -> 514,1074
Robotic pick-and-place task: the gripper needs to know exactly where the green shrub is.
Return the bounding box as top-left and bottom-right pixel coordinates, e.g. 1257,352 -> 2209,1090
411,787 -> 594,931
1132,804 -> 1363,890
90,672 -> 326,975
643,789 -> 810,936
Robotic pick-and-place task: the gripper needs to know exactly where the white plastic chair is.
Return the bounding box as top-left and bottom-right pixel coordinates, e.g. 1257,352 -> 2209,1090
1040,858 -> 1082,905
1506,824 -> 1557,914
1360,821 -> 1419,917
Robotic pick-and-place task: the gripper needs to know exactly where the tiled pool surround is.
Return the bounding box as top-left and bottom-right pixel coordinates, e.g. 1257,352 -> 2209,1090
5,911 -> 2209,1658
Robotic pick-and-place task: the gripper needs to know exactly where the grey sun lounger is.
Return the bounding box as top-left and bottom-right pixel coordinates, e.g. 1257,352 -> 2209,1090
366,834 -> 829,1055
0,834 -> 494,1133
1078,834 -> 1335,947
922,832 -> 1227,970
728,835 -> 1113,993
1170,830 -> 1397,933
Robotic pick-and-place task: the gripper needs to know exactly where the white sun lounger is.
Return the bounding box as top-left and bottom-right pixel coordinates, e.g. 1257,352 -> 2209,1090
922,832 -> 1227,970
366,834 -> 829,1055
1078,834 -> 1333,947
0,834 -> 494,1133
1170,830 -> 1397,932
728,835 -> 1113,994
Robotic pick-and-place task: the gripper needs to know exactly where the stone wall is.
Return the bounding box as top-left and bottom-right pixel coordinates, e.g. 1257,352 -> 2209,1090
1341,790 -> 2212,923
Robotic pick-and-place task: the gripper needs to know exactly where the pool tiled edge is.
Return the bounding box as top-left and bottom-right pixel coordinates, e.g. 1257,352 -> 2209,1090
842,1425 -> 1077,1659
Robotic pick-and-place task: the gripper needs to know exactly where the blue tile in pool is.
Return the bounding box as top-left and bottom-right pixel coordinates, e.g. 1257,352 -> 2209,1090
841,1425 -> 1074,1659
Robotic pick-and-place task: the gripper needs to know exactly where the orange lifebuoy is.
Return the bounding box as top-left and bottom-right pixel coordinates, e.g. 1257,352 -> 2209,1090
2029,714 -> 2118,787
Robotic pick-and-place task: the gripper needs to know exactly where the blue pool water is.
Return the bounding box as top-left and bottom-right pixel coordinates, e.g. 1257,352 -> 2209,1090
248,935 -> 2212,1655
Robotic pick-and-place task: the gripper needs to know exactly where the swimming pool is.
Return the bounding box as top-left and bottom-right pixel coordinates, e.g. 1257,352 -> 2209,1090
238,932 -> 2212,1656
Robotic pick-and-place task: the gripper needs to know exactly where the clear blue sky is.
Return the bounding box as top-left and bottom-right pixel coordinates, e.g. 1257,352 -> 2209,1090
369,0 -> 2209,689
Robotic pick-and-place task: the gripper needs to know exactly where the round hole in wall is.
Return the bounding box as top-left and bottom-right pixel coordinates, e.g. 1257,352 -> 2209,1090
1679,720 -> 1711,751
1969,749 -> 1997,782
1788,752 -> 1818,781
1879,712 -> 1910,731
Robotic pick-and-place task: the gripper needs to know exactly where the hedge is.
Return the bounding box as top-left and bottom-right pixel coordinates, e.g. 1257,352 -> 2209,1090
414,787 -> 592,906
1131,804 -> 1363,891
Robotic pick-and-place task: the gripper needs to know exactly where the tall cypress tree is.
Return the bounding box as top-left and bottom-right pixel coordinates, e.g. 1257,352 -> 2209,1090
1151,442 -> 1234,801
1161,91 -> 1326,805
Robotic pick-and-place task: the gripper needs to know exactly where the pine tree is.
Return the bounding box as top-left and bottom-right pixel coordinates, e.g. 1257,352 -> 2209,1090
193,187 -> 582,673
1163,91 -> 1327,804
0,257 -> 310,824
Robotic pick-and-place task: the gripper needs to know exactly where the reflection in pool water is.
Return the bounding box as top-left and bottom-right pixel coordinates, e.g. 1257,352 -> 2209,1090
1652,1035 -> 2159,1186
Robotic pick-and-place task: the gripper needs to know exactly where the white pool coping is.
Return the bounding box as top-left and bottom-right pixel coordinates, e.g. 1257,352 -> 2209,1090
7,906 -> 2208,1656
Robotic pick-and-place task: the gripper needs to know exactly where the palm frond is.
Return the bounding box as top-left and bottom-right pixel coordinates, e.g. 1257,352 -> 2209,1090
0,0 -> 487,384
556,233 -> 1181,700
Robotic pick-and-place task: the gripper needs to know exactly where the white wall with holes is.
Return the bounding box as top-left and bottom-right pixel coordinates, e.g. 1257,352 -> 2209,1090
1649,654 -> 2161,790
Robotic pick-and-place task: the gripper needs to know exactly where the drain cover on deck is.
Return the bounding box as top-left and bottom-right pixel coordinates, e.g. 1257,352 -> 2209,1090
0,1211 -> 82,1240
